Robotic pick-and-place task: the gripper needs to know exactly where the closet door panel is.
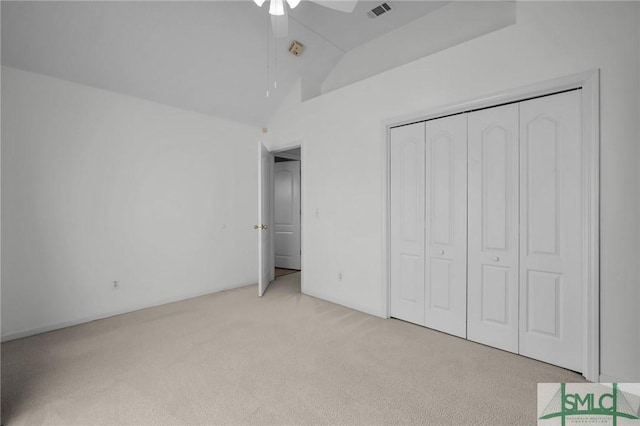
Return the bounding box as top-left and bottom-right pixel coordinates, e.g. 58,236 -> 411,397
467,103 -> 519,353
390,123 -> 426,325
519,90 -> 583,372
424,114 -> 467,338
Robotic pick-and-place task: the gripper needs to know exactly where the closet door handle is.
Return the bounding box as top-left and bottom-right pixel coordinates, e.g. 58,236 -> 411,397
493,256 -> 500,262
439,249 -> 445,255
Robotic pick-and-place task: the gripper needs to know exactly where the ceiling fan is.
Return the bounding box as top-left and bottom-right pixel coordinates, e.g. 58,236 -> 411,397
253,0 -> 358,37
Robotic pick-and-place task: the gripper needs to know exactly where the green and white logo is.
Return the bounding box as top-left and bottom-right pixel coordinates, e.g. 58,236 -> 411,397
538,383 -> 640,425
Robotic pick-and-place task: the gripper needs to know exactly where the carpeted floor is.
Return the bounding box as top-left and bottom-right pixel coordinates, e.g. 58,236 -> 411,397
2,272 -> 584,425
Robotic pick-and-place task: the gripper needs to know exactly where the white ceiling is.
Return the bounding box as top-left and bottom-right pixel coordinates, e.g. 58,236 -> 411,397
289,1 -> 446,52
2,1 -> 447,127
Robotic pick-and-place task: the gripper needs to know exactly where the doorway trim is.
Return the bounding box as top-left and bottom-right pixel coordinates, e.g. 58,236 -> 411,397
380,70 -> 600,382
270,143 -> 304,293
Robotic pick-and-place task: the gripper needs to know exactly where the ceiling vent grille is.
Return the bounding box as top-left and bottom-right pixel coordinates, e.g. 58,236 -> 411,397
367,2 -> 392,19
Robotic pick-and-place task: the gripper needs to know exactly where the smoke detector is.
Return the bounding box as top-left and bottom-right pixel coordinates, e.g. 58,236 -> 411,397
289,40 -> 305,56
367,2 -> 392,19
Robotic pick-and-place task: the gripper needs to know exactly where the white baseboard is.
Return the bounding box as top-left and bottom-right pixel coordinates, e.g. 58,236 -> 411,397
599,373 -> 639,384
1,280 -> 256,342
301,287 -> 385,319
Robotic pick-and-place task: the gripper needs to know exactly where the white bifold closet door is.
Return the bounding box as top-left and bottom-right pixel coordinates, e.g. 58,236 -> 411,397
467,91 -> 583,371
390,116 -> 467,338
423,115 -> 467,338
518,90 -> 583,372
390,123 -> 426,325
391,90 -> 583,371
467,103 -> 520,353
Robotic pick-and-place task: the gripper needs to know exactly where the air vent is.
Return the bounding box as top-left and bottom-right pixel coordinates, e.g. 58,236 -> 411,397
367,2 -> 392,19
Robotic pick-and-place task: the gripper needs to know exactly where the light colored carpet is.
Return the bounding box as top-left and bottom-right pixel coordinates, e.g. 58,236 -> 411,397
2,272 -> 584,425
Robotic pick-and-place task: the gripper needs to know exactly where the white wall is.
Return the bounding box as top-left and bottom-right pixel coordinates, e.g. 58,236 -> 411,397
1,67 -> 259,340
0,10 -> 3,419
637,1 -> 640,384
269,2 -> 640,382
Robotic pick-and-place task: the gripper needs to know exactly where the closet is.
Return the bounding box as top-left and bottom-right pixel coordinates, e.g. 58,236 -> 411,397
390,90 -> 583,372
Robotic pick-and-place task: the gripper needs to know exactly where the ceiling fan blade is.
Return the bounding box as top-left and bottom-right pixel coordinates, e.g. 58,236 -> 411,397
270,12 -> 289,38
310,0 -> 357,13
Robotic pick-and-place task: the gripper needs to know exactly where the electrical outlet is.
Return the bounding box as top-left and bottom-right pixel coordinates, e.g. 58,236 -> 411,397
113,281 -> 120,290
338,272 -> 343,281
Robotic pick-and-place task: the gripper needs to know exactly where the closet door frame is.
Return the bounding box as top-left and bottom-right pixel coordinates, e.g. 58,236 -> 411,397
381,70 -> 600,382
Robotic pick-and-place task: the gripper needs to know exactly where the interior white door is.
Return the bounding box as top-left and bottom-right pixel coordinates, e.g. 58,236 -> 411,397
390,123 -> 426,325
423,114 -> 467,338
273,160 -> 301,270
518,90 -> 583,371
467,103 -> 520,353
258,141 -> 273,297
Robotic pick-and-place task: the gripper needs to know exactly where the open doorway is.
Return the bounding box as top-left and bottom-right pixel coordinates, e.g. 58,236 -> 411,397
271,147 -> 301,290
257,143 -> 303,297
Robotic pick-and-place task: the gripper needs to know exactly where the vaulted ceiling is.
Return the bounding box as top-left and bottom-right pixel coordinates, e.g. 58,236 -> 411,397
1,1 -> 447,126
